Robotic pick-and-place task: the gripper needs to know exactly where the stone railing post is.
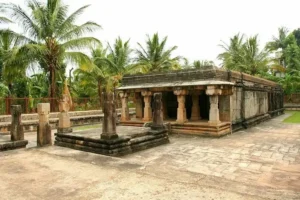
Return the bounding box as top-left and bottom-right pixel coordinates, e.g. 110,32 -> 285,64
10,105 -> 24,141
101,92 -> 118,140
152,93 -> 164,129
141,90 -> 153,121
174,89 -> 188,124
37,103 -> 52,146
119,91 -> 130,122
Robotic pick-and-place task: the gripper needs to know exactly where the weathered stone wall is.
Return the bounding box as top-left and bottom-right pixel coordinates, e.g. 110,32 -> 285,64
244,91 -> 268,119
230,87 -> 242,122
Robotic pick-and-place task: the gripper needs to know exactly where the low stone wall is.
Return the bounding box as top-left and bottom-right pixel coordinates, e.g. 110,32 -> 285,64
284,104 -> 300,111
0,109 -> 135,134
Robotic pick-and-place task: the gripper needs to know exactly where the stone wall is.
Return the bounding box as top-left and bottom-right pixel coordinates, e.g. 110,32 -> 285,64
244,91 -> 268,119
231,87 -> 242,122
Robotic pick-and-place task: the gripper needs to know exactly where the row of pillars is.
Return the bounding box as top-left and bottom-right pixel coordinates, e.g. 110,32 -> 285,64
119,87 -> 222,125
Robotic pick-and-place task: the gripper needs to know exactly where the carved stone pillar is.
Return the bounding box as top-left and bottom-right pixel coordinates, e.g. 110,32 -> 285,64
135,93 -> 143,119
57,95 -> 72,134
119,91 -> 130,122
101,93 -> 118,140
152,93 -> 164,130
37,103 -> 52,146
208,95 -> 220,124
141,90 -> 153,121
174,89 -> 188,124
190,92 -> 202,121
10,105 -> 24,141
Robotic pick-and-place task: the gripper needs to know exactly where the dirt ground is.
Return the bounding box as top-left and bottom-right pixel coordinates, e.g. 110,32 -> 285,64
0,113 -> 300,200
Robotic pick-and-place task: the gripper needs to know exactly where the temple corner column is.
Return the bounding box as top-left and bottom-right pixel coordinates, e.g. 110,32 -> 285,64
206,86 -> 221,125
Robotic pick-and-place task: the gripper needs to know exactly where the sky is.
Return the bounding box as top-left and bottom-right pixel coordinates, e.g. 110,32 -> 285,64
1,0 -> 300,67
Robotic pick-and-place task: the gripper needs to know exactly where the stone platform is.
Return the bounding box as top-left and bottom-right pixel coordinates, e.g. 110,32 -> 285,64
121,120 -> 231,137
55,126 -> 169,156
0,135 -> 28,151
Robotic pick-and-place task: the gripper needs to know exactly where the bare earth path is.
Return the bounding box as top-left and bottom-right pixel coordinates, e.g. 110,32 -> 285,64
0,113 -> 300,199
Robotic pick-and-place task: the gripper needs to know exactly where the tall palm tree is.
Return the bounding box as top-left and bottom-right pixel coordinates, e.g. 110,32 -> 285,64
266,27 -> 289,51
1,0 -> 101,110
240,35 -> 269,75
218,33 -> 244,71
218,34 -> 269,75
135,33 -> 181,73
106,37 -> 132,89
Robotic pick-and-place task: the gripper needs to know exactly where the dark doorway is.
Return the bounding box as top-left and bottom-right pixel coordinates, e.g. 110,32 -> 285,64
185,95 -> 192,119
166,92 -> 177,119
199,93 -> 210,119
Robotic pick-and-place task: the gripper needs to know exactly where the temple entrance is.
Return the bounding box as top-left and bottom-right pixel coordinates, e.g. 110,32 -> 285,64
199,93 -> 209,120
166,92 -> 177,119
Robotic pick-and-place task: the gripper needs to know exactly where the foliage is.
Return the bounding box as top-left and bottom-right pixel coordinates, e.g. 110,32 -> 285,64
134,33 -> 181,73
218,34 -> 269,75
0,0 -> 101,102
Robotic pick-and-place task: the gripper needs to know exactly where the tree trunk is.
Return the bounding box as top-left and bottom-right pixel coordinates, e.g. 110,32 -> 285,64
97,79 -> 102,108
7,82 -> 13,114
49,65 -> 56,112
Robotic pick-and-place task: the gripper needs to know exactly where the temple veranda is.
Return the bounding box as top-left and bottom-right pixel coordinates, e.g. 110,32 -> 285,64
117,68 -> 284,137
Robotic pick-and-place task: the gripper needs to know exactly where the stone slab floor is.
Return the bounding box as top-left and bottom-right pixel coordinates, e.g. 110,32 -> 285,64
0,113 -> 300,199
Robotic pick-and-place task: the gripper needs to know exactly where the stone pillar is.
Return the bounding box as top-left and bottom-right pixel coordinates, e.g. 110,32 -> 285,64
174,89 -> 188,124
135,93 -> 143,119
37,103 -> 52,146
190,93 -> 201,121
152,93 -> 164,130
10,105 -> 24,141
119,91 -> 130,122
141,90 -> 153,121
101,93 -> 118,140
57,95 -> 72,133
208,95 -> 220,124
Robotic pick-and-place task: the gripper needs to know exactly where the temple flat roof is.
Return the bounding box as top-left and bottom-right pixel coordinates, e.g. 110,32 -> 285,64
118,80 -> 233,90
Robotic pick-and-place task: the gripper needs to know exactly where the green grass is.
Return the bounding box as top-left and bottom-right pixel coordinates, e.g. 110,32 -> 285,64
73,124 -> 101,131
283,111 -> 300,123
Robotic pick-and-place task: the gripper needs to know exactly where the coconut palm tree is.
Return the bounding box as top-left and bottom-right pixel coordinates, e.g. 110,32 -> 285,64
1,0 -> 101,110
218,33 -> 245,71
135,33 -> 181,73
266,27 -> 289,51
219,34 -> 269,75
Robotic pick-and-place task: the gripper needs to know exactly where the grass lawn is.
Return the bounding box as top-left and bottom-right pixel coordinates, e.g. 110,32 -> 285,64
73,124 -> 100,131
283,111 -> 300,123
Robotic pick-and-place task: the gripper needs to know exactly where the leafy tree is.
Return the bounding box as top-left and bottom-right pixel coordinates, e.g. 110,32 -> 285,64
219,34 -> 269,75
1,0 -> 101,110
134,33 -> 181,73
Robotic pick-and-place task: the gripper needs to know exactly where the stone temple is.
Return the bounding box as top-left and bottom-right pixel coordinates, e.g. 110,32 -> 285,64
118,68 -> 284,137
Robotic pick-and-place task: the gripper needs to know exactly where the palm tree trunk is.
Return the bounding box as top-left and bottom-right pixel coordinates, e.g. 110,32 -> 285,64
97,79 -> 102,108
49,65 -> 56,112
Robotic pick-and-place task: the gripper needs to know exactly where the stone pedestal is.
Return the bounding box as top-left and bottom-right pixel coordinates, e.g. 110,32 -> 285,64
142,90 -> 152,121
101,93 -> 118,140
10,105 -> 24,141
119,92 -> 130,122
135,93 -> 143,119
37,103 -> 52,146
191,94 -> 201,121
174,89 -> 188,124
152,93 -> 164,130
208,95 -> 220,124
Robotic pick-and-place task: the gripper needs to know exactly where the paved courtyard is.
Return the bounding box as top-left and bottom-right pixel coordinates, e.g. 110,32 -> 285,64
0,113 -> 300,199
